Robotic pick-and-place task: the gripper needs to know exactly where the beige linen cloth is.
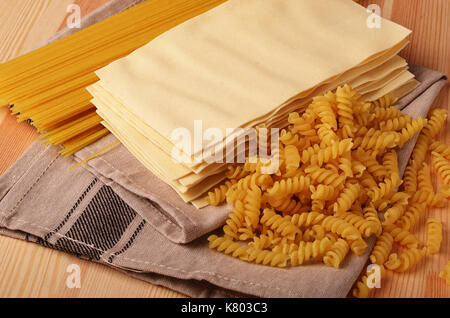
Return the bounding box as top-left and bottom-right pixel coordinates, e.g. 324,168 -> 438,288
0,0 -> 447,297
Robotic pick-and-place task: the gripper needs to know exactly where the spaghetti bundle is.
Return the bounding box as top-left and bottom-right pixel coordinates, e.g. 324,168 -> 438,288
0,0 -> 226,155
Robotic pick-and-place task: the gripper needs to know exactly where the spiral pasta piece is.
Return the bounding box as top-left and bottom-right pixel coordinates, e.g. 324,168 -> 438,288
290,212 -> 326,229
226,165 -> 249,180
302,224 -> 327,241
383,202 -> 406,225
289,238 -> 333,266
398,116 -> 427,147
333,182 -> 361,215
353,149 -> 386,180
284,145 -> 301,176
336,85 -> 356,137
310,184 -> 336,201
207,180 -> 236,206
260,209 -> 301,239
363,204 -> 382,236
439,261 -> 450,285
352,128 -> 399,151
422,108 -> 448,139
383,150 -> 400,184
337,212 -> 377,238
383,224 -> 419,248
368,176 -> 402,202
372,93 -> 398,109
323,239 -> 350,268
409,190 -> 447,208
272,242 -> 299,255
426,218 -> 442,255
385,248 -> 426,272
370,232 -> 394,265
311,93 -> 337,130
417,163 -> 434,194
316,123 -> 339,147
288,109 -> 317,134
243,186 -> 262,229
309,139 -> 353,166
267,195 -> 304,215
403,163 -> 418,193
247,248 -> 289,267
394,202 -> 426,231
279,129 -> 311,151
321,216 -> 362,241
225,185 -> 247,204
350,159 -> 365,178
305,165 -> 346,188
348,238 -> 368,256
250,230 -> 281,249
432,152 -> 450,185
222,200 -> 246,239
429,140 -> 450,160
379,115 -> 411,131
267,175 -> 310,197
373,106 -> 403,121
208,235 -> 249,260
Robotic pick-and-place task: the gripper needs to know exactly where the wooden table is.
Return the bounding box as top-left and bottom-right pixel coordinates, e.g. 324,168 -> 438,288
0,0 -> 448,298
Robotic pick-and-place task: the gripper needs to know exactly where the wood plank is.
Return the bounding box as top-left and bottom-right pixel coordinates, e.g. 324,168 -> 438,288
0,235 -> 185,297
360,0 -> 450,298
0,0 -> 74,62
57,0 -> 111,31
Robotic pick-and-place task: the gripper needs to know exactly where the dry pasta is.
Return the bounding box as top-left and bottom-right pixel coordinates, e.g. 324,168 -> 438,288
439,261 -> 450,285
426,218 -> 442,255
204,85 -> 449,295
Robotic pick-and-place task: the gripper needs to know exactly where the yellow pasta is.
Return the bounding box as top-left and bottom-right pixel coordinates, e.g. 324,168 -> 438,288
333,182 -> 361,215
260,209 -> 301,239
311,93 -> 337,131
352,128 -> 399,151
323,239 -> 350,269
395,202 -> 426,231
432,152 -> 450,185
439,261 -> 450,285
429,140 -> 450,160
288,238 -> 333,266
379,115 -> 412,131
208,235 -> 249,260
398,117 -> 427,147
284,145 -> 301,176
384,248 -> 426,272
247,248 -> 289,267
336,84 -> 356,138
205,85 -> 449,286
426,218 -> 442,255
371,93 -> 398,109
383,224 -> 419,249
266,176 -> 310,197
207,180 -> 235,206
320,216 -> 362,241
370,232 -> 394,265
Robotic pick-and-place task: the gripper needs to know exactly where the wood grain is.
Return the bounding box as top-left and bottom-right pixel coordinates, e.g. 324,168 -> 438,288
0,0 -> 449,298
360,0 -> 450,298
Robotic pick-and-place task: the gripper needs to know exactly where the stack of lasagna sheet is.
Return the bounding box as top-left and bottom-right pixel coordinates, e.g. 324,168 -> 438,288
88,0 -> 419,207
